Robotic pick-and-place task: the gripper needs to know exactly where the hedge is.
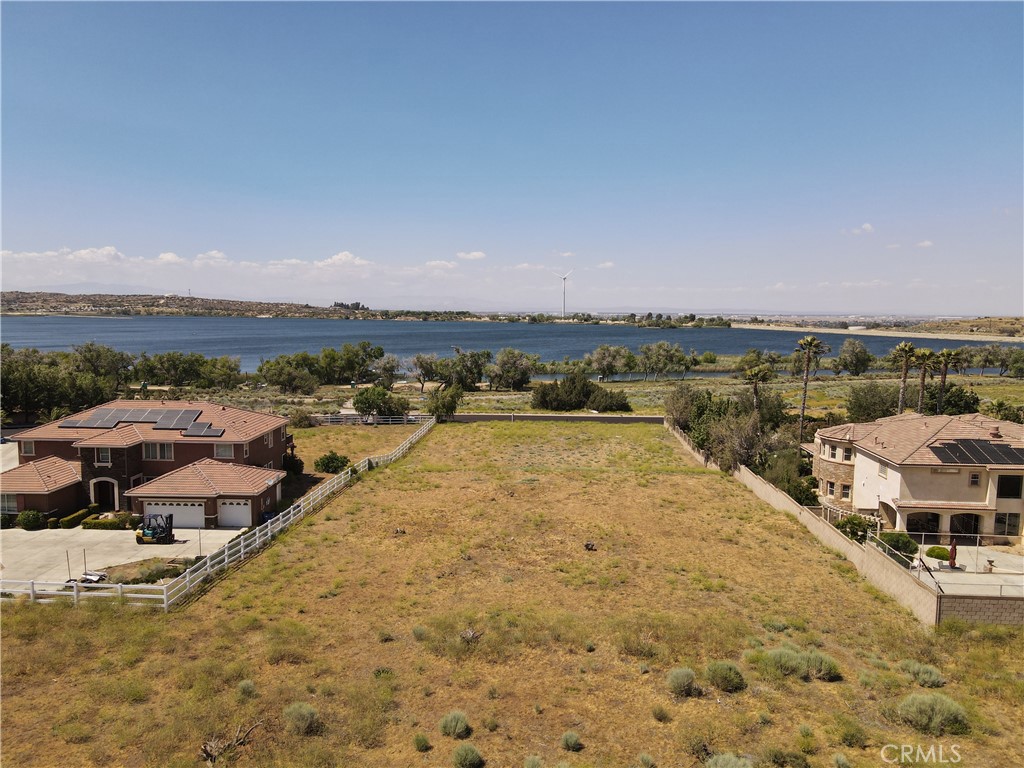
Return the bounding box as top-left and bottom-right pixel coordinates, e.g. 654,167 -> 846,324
82,513 -> 135,531
60,508 -> 94,529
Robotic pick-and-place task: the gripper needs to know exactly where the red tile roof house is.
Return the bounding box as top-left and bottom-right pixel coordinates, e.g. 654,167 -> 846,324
9,400 -> 290,524
125,459 -> 286,528
813,413 -> 1023,541
0,456 -> 86,521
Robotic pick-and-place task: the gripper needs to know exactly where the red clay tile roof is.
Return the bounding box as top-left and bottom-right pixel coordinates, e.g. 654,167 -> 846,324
0,456 -> 82,494
124,459 -> 285,498
14,399 -> 287,446
816,413 -> 1023,467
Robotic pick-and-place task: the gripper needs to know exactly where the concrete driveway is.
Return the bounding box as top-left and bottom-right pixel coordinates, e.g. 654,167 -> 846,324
0,526 -> 241,583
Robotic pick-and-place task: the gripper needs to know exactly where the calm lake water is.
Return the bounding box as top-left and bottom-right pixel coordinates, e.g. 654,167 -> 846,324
1,315 -> 1015,373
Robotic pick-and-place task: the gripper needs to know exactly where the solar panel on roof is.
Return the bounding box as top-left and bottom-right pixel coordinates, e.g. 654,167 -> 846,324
153,409 -> 183,429
59,420 -> 82,428
929,439 -> 1024,466
183,422 -> 210,436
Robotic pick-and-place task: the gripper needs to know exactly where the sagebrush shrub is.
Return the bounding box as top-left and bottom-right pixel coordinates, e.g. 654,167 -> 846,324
896,693 -> 969,735
706,661 -> 746,693
452,743 -> 484,768
560,731 -> 583,752
652,704 -> 672,723
283,702 -> 321,736
666,667 -> 697,697
705,754 -> 753,768
897,660 -> 946,688
638,754 -> 657,768
524,756 -> 542,768
413,733 -> 431,752
237,679 -> 256,699
440,711 -> 471,739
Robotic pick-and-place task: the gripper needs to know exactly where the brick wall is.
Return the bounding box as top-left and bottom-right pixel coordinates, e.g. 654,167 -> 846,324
938,595 -> 1024,625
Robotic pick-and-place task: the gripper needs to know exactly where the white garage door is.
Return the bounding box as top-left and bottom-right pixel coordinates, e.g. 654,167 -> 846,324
144,500 -> 206,528
217,499 -> 251,527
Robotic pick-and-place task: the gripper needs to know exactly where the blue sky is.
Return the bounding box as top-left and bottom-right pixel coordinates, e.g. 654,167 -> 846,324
2,2 -> 1022,316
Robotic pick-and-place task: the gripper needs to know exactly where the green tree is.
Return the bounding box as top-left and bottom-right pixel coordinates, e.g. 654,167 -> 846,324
410,353 -> 440,392
796,335 -> 830,442
846,382 -> 900,423
934,349 -> 963,415
834,338 -> 873,376
587,345 -> 629,379
922,384 -> 980,416
374,354 -> 402,390
489,348 -> 538,391
887,341 -> 917,414
425,385 -> 464,422
913,349 -> 937,413
743,363 -> 776,416
352,386 -> 410,419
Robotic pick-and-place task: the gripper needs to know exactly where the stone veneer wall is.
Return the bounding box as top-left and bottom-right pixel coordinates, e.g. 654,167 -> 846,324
812,454 -> 856,511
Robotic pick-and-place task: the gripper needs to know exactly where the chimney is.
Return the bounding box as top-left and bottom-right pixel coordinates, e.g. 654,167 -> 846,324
990,426 -> 1002,439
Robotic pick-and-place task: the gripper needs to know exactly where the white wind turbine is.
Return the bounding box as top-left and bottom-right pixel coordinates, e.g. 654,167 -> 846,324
553,269 -> 573,319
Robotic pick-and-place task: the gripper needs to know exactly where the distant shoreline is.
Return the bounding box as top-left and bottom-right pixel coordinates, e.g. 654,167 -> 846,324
730,323 -> 1017,344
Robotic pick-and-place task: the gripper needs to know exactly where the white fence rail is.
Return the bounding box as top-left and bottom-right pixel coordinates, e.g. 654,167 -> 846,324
1,418 -> 436,611
312,413 -> 433,426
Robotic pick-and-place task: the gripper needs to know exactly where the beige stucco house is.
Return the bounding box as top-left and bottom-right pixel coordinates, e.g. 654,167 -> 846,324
813,413 -> 1023,541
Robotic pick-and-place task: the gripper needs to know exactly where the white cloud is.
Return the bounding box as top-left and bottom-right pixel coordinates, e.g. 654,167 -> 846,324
841,222 -> 875,236
765,281 -> 797,291
596,261 -> 614,269
456,251 -> 486,260
314,250 -> 371,268
556,251 -> 575,258
512,262 -> 546,271
195,250 -> 228,263
915,240 -> 934,248
157,252 -> 184,263
426,260 -> 457,269
840,279 -> 890,288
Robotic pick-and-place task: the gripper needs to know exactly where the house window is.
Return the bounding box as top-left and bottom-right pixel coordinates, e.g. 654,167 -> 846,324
243,444 -> 250,458
843,447 -> 852,462
994,513 -> 1021,537
214,444 -> 234,459
826,481 -> 835,497
143,442 -> 174,460
996,475 -> 1023,499
130,475 -> 144,488
20,441 -> 35,456
819,443 -> 826,456
96,447 -> 111,465
969,473 -> 981,487
829,445 -> 838,460
841,484 -> 851,500
268,432 -> 273,448
281,426 -> 286,440
1,494 -> 17,515
878,465 -> 888,479
265,461 -> 274,469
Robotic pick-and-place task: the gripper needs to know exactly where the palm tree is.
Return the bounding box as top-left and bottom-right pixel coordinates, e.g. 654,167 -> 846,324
796,335 -> 830,442
889,341 -> 916,414
914,349 -> 936,412
935,348 -> 963,415
744,363 -> 776,416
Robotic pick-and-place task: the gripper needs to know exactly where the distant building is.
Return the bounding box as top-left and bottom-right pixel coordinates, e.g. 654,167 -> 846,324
813,413 -> 1023,540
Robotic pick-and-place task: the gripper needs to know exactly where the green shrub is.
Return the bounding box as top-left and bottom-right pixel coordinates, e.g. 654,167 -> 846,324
237,679 -> 257,699
313,450 -> 350,474
706,661 -> 746,693
560,731 -> 583,752
524,756 -> 542,768
586,387 -> 632,412
832,754 -> 852,768
46,515 -> 61,529
483,716 -> 498,732
82,513 -> 133,530
440,711 -> 471,739
705,755 -> 753,768
0,514 -> 16,529
896,693 -> 969,735
413,733 -> 432,752
16,509 -> 46,531
880,531 -> 919,557
834,715 -> 866,748
763,747 -> 811,767
803,650 -> 842,681
638,755 -> 657,768
412,625 -> 427,641
835,514 -> 873,544
758,647 -> 806,679
289,407 -> 316,428
59,508 -> 93,529
283,702 -> 322,736
897,660 -> 946,688
652,704 -> 672,723
451,743 -> 484,768
925,546 -> 950,561
666,667 -> 698,697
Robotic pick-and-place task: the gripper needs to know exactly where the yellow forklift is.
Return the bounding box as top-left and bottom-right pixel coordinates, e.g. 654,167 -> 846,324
135,513 -> 174,545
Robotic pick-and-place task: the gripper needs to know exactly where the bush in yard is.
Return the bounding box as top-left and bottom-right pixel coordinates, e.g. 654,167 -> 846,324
666,667 -> 698,697
16,509 -> 46,531
314,450 -> 349,474
451,743 -> 484,768
880,532 -> 919,558
283,702 -> 322,735
282,453 -> 304,475
705,755 -> 753,768
59,508 -> 93,529
288,407 -> 316,428
82,513 -> 134,530
896,693 -> 969,735
706,661 -> 746,693
835,514 -> 873,544
925,546 -> 950,561
439,710 -> 471,739
586,387 -> 632,412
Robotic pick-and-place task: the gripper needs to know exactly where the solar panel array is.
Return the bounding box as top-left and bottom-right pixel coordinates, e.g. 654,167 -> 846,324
929,439 -> 1024,466
59,407 -> 216,436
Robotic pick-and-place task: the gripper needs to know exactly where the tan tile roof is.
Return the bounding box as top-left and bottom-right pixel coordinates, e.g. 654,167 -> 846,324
125,459 -> 285,498
73,423 -> 148,448
817,413 -> 1023,467
0,456 -> 82,494
15,400 -> 287,445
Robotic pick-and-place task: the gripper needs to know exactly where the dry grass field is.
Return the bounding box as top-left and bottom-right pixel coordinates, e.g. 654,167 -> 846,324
2,422 -> 1021,768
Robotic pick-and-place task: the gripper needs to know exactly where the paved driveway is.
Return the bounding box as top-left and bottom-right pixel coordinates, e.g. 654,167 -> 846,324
0,527 -> 240,582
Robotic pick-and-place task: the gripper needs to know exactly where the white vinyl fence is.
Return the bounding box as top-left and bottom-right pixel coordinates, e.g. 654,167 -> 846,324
1,418 -> 436,611
312,413 -> 433,426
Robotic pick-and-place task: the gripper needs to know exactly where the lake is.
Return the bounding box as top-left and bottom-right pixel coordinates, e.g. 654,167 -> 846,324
0,315 -> 1015,373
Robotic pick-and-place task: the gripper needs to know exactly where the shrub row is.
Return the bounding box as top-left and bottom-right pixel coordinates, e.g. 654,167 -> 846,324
60,505 -> 99,529
751,647 -> 843,682
82,513 -> 140,531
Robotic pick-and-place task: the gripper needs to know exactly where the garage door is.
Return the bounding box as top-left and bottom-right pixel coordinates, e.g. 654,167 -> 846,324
144,500 -> 206,528
218,499 -> 252,527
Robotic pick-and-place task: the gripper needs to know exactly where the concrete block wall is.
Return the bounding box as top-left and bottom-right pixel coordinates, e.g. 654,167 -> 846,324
938,595 -> 1024,625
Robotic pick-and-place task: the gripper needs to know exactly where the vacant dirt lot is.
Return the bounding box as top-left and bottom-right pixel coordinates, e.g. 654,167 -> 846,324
2,422 -> 1020,767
